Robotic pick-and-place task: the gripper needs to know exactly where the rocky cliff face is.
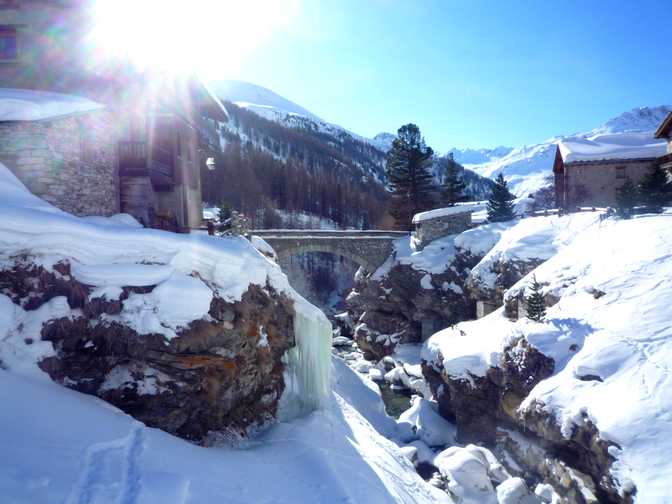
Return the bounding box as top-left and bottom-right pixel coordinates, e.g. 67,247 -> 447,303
2,257 -> 296,442
422,339 -> 629,503
346,253 -> 477,361
345,232 -> 539,361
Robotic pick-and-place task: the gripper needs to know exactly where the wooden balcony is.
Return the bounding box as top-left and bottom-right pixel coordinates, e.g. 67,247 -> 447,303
119,140 -> 175,191
119,141 -> 147,173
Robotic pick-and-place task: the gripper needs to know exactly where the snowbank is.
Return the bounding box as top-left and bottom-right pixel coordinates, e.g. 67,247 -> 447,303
424,212 -> 672,500
0,161 -> 287,304
374,234 -> 457,279
0,87 -> 104,121
456,213 -> 601,292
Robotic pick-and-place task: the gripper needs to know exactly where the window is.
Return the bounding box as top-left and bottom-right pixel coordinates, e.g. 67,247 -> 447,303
0,25 -> 17,60
615,166 -> 626,179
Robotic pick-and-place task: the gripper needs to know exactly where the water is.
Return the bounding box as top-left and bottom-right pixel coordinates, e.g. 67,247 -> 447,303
378,382 -> 412,418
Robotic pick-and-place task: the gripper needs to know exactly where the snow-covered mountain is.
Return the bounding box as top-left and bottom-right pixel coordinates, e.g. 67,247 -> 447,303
211,80 -> 495,198
211,80 -> 323,124
212,80 -> 389,186
461,105 -> 672,197
370,132 -> 396,152
448,146 -> 514,166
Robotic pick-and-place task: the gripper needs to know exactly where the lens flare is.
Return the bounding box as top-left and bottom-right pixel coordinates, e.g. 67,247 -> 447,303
91,0 -> 299,78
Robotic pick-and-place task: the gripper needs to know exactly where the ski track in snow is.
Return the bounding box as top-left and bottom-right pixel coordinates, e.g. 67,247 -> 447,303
65,423 -> 168,504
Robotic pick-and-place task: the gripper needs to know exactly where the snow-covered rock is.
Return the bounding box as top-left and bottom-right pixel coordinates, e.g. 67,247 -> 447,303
433,444 -> 510,504
397,396 -> 457,447
496,478 -> 540,504
0,159 -> 333,439
423,211 -> 672,501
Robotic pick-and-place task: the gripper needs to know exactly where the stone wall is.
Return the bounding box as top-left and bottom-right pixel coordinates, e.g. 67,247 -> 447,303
413,211 -> 471,249
564,159 -> 655,208
0,110 -> 119,216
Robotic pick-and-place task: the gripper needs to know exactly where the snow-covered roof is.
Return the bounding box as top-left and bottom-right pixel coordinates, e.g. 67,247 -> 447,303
0,88 -> 105,122
558,132 -> 667,164
412,202 -> 485,224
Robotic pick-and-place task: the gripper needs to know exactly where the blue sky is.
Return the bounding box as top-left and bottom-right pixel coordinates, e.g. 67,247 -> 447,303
228,0 -> 671,151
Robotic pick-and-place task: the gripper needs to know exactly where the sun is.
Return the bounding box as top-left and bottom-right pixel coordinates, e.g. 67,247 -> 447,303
90,0 -> 299,78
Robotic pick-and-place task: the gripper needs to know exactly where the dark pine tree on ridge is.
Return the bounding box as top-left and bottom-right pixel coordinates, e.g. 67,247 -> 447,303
386,123 -> 437,230
487,173 -> 516,222
442,153 -> 466,207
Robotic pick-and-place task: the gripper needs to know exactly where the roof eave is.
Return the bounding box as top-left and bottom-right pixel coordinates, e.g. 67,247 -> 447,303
198,80 -> 229,122
565,156 -> 659,166
654,112 -> 672,139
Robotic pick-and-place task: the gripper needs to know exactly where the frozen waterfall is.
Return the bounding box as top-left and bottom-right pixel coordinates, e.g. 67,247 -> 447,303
278,294 -> 332,420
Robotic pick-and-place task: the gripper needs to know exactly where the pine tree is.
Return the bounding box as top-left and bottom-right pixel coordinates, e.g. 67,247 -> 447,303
386,124 -> 438,230
487,173 -> 516,222
218,201 -> 232,223
615,177 -> 639,219
639,164 -> 671,211
442,153 -> 466,206
525,275 -> 546,322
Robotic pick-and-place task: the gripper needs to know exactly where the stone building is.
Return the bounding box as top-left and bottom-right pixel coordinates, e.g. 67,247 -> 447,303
654,111 -> 672,172
411,205 -> 476,250
0,89 -> 118,216
553,126 -> 669,210
0,0 -> 227,231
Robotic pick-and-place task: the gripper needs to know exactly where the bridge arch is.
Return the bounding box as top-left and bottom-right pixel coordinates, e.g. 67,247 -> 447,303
275,243 -> 378,272
251,230 -> 407,273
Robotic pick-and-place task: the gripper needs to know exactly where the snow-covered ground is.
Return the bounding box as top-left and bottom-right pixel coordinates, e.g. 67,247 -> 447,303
424,211 -> 672,501
0,358 -> 452,504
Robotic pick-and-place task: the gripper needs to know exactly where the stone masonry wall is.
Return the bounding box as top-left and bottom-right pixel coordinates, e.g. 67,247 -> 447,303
413,211 -> 471,249
0,110 -> 118,216
565,159 -> 654,209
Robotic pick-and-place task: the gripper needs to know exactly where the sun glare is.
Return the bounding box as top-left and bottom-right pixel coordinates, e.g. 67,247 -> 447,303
91,0 -> 299,78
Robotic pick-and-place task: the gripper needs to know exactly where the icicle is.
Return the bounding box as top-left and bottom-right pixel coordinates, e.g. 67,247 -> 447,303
277,294 -> 332,420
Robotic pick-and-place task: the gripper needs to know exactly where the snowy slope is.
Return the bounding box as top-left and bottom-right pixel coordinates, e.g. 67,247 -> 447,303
0,359 -> 450,504
424,212 -> 672,501
462,106 -> 672,197
210,80 -> 321,123
448,146 -> 514,166
212,80 -> 390,185
212,80 -> 372,146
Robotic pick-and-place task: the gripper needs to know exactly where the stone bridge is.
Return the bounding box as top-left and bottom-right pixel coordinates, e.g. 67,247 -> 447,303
251,229 -> 408,272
